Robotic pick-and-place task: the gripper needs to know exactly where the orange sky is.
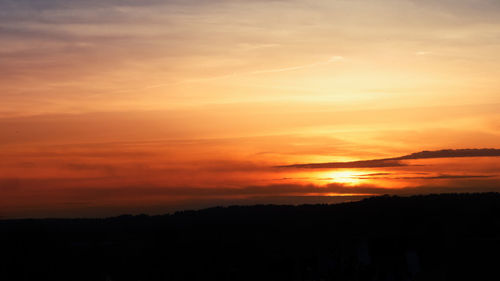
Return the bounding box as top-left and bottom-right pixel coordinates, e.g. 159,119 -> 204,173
1,0 -> 500,218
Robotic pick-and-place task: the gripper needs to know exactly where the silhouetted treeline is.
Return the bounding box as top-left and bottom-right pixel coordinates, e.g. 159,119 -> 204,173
1,193 -> 500,281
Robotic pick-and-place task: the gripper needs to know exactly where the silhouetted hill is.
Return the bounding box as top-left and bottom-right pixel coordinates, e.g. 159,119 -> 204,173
2,193 -> 500,280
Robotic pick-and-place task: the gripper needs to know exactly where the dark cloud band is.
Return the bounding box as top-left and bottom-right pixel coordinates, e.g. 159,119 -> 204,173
278,148 -> 500,169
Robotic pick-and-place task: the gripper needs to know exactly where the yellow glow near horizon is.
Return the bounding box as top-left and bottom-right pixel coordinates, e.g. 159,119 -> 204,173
323,170 -> 364,185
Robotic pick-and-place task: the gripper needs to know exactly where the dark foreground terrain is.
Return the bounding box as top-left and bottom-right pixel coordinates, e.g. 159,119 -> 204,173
2,193 -> 500,281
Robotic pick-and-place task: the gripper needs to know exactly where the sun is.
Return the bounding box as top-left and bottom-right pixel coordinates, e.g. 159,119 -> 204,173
323,170 -> 363,185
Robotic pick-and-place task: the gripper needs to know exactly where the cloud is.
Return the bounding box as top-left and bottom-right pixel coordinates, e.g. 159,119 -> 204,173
406,0 -> 500,23
398,148 -> 500,159
415,51 -> 430,56
279,148 -> 500,169
4,177 -> 500,203
390,174 -> 493,180
250,56 -> 343,75
278,159 -> 405,169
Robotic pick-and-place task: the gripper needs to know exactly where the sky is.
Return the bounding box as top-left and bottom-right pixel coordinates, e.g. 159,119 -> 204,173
1,0 -> 500,218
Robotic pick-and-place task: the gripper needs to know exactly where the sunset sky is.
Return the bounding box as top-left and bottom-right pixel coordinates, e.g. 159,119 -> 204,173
1,0 -> 500,218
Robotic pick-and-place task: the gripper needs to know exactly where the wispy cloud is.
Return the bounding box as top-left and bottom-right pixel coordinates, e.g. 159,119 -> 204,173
415,51 -> 430,56
250,56 -> 344,75
105,55 -> 345,95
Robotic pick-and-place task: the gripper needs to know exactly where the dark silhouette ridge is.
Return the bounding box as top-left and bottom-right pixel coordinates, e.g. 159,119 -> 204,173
2,193 -> 500,280
279,148 -> 500,168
